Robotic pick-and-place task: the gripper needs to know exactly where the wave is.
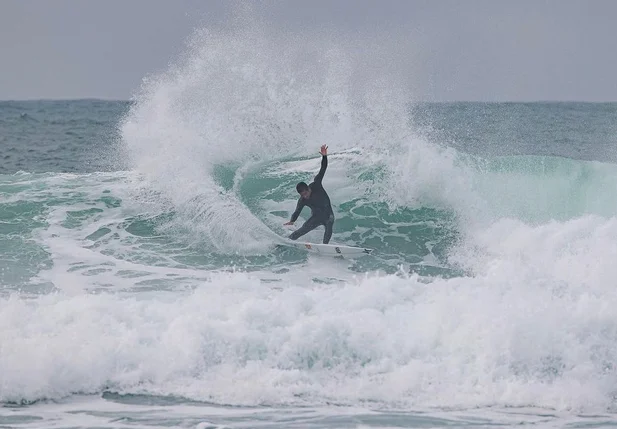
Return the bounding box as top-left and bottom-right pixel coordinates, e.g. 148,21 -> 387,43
117,11 -> 617,263
4,8 -> 617,415
118,11 -> 422,256
2,263 -> 617,411
468,155 -> 617,223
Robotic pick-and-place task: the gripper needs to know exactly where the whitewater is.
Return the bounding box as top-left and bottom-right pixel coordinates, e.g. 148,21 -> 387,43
2,17 -> 617,429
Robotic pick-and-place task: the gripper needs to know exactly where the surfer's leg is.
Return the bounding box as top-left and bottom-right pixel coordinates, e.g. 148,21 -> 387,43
322,215 -> 334,244
289,216 -> 321,241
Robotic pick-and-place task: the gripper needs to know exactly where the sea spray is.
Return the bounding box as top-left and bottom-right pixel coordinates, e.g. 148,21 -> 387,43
119,14 -> 447,254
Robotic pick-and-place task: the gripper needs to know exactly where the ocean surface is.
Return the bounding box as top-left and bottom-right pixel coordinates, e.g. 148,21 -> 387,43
3,28 -> 617,429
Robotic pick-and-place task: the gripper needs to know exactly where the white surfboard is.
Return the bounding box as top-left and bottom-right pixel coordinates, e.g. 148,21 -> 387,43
282,239 -> 373,257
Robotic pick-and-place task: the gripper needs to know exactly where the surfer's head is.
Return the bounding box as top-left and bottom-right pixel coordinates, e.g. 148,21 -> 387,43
296,182 -> 311,199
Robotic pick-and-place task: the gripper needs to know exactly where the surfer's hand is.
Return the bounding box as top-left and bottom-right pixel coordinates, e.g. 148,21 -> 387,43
284,221 -> 294,226
320,144 -> 328,156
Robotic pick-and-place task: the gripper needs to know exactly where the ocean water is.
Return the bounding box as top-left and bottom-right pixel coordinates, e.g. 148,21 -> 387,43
3,26 -> 617,429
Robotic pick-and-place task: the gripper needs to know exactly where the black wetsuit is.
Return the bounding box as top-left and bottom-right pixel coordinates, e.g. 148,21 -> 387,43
288,155 -> 334,244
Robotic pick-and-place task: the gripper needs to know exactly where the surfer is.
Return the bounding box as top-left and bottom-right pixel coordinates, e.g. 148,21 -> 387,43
284,145 -> 334,244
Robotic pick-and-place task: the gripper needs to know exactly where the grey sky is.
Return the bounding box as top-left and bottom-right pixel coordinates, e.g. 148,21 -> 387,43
1,0 -> 616,101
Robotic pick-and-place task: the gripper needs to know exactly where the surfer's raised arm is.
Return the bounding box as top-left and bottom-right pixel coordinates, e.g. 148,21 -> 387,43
313,145 -> 328,186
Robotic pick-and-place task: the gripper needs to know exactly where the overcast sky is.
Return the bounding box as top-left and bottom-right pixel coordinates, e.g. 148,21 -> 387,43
1,0 -> 616,101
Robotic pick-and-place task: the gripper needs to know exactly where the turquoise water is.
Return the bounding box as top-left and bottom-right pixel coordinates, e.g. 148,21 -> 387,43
3,28 -> 617,429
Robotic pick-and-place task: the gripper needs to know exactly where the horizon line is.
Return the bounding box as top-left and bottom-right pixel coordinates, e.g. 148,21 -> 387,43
2,97 -> 617,104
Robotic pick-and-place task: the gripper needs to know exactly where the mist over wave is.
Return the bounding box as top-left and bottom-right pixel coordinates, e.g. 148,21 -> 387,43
119,12 -> 464,254
119,12 -> 617,256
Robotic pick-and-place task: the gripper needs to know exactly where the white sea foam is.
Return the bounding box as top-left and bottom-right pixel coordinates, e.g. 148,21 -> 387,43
4,231 -> 617,413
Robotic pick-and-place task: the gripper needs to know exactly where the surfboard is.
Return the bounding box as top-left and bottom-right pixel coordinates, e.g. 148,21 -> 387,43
282,239 -> 373,257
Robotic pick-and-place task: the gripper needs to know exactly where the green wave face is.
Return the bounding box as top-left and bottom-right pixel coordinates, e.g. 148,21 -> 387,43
4,146 -> 617,292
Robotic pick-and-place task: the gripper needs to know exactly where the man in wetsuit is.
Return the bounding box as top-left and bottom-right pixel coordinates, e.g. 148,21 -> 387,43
284,145 -> 334,244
